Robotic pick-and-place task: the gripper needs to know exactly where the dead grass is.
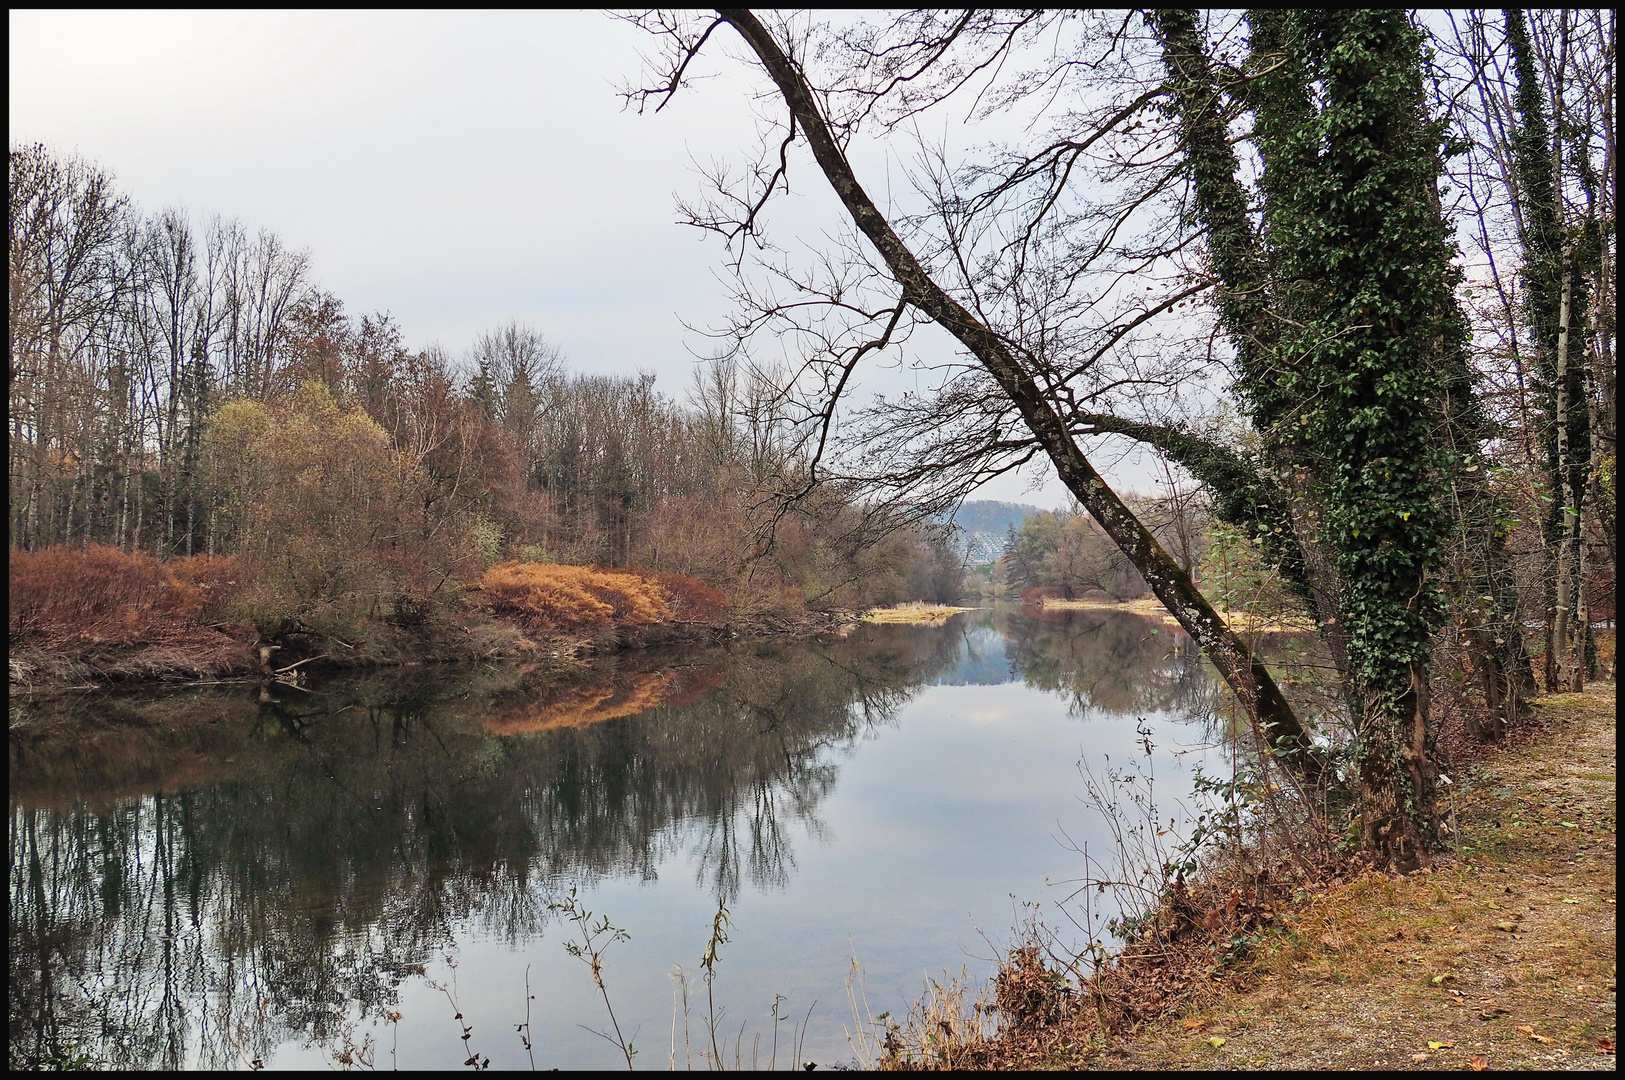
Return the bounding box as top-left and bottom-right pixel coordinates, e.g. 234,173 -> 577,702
10,546 -> 258,689
479,562 -> 727,648
10,545 -> 244,649
887,681 -> 1616,1071
1036,596 -> 1172,616
1037,596 -> 1315,633
10,552 -> 730,690
862,602 -> 974,625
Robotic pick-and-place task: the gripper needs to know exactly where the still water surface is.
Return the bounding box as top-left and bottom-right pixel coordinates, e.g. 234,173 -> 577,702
11,607 -> 1249,1070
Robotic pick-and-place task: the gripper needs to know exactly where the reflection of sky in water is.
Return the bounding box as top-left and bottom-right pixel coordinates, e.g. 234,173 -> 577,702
272,679 -> 1218,1070
933,623 -> 1016,686
11,613 -> 1234,1071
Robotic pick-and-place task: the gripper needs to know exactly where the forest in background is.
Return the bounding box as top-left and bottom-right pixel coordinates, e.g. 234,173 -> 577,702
8,142 -> 965,659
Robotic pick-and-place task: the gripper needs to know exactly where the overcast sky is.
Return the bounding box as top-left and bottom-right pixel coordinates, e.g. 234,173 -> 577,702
10,9 -> 1180,506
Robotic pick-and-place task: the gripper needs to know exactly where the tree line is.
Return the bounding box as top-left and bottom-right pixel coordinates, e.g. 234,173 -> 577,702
8,142 -> 963,632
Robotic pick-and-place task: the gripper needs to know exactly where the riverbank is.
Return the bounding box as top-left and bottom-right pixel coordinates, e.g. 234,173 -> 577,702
7,547 -> 838,694
1037,596 -> 1315,633
863,602 -> 975,625
884,680 -> 1616,1070
7,595 -> 561,694
8,597 -> 839,696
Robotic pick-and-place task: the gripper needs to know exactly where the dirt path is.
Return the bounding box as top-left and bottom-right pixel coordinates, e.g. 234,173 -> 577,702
1065,683 -> 1617,1071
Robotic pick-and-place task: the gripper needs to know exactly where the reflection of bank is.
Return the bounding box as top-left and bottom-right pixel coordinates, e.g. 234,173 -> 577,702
482,666 -> 728,735
6,632 -> 955,1070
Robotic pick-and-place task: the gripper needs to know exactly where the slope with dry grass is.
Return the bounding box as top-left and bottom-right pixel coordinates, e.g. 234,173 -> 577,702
477,561 -> 728,649
9,545 -> 257,688
884,681 -> 1616,1071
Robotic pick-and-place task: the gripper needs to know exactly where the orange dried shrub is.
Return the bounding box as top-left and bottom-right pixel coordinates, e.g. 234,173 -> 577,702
640,569 -> 728,624
479,562 -> 726,644
9,545 -> 242,651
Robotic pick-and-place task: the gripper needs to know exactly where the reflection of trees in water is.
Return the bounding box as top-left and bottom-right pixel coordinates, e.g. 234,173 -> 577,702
8,629 -> 958,1070
986,606 -> 1340,751
993,607 -> 1216,719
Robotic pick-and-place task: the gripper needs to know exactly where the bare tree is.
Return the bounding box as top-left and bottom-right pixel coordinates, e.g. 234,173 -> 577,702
623,10 -> 1324,776
8,143 -> 132,550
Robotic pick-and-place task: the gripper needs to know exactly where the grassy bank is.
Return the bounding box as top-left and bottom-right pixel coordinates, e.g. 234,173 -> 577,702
8,546 -> 748,692
880,682 -> 1617,1070
862,602 -> 974,625
1036,596 -> 1316,633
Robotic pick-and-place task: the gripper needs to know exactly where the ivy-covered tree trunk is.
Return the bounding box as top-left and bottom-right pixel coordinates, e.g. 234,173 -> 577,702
1156,9 -> 1463,869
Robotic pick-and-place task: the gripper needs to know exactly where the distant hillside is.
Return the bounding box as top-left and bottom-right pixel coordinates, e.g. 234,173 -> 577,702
940,500 -> 1047,564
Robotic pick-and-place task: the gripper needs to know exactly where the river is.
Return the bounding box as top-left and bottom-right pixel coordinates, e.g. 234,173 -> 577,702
10,606 -> 1313,1070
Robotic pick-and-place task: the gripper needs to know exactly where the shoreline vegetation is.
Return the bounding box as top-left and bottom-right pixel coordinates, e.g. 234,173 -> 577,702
1037,596 -> 1316,634
8,544 -> 843,695
7,550 -> 1337,696
876,680 -> 1617,1071
862,602 -> 975,625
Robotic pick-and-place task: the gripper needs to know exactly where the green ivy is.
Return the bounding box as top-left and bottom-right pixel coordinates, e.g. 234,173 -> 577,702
1245,11 -> 1457,697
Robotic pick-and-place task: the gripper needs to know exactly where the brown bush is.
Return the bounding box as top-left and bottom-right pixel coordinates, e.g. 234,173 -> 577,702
10,545 -> 243,652
637,567 -> 728,624
479,562 -> 726,645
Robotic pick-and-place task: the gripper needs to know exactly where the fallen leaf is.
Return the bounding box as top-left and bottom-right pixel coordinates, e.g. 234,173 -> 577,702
1560,821 -> 1578,828
1412,1053 -> 1430,1063
1494,921 -> 1518,932
1562,897 -> 1580,904
1429,1040 -> 1455,1050
1432,974 -> 1455,984
1209,1037 -> 1226,1049
1529,1034 -> 1554,1044
1182,1019 -> 1207,1030
1516,1026 -> 1534,1035
1596,1038 -> 1614,1054
1470,1055 -> 1488,1070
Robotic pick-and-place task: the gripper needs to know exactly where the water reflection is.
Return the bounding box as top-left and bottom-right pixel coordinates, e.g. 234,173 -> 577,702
8,607 -> 1277,1070
998,607 -> 1217,719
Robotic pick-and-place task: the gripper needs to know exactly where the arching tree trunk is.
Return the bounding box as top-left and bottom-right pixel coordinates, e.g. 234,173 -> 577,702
716,8 -> 1323,781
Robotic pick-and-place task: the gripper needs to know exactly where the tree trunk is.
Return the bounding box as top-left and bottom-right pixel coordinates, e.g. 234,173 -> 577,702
1553,263 -> 1576,690
718,8 -> 1322,780
1358,664 -> 1436,873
